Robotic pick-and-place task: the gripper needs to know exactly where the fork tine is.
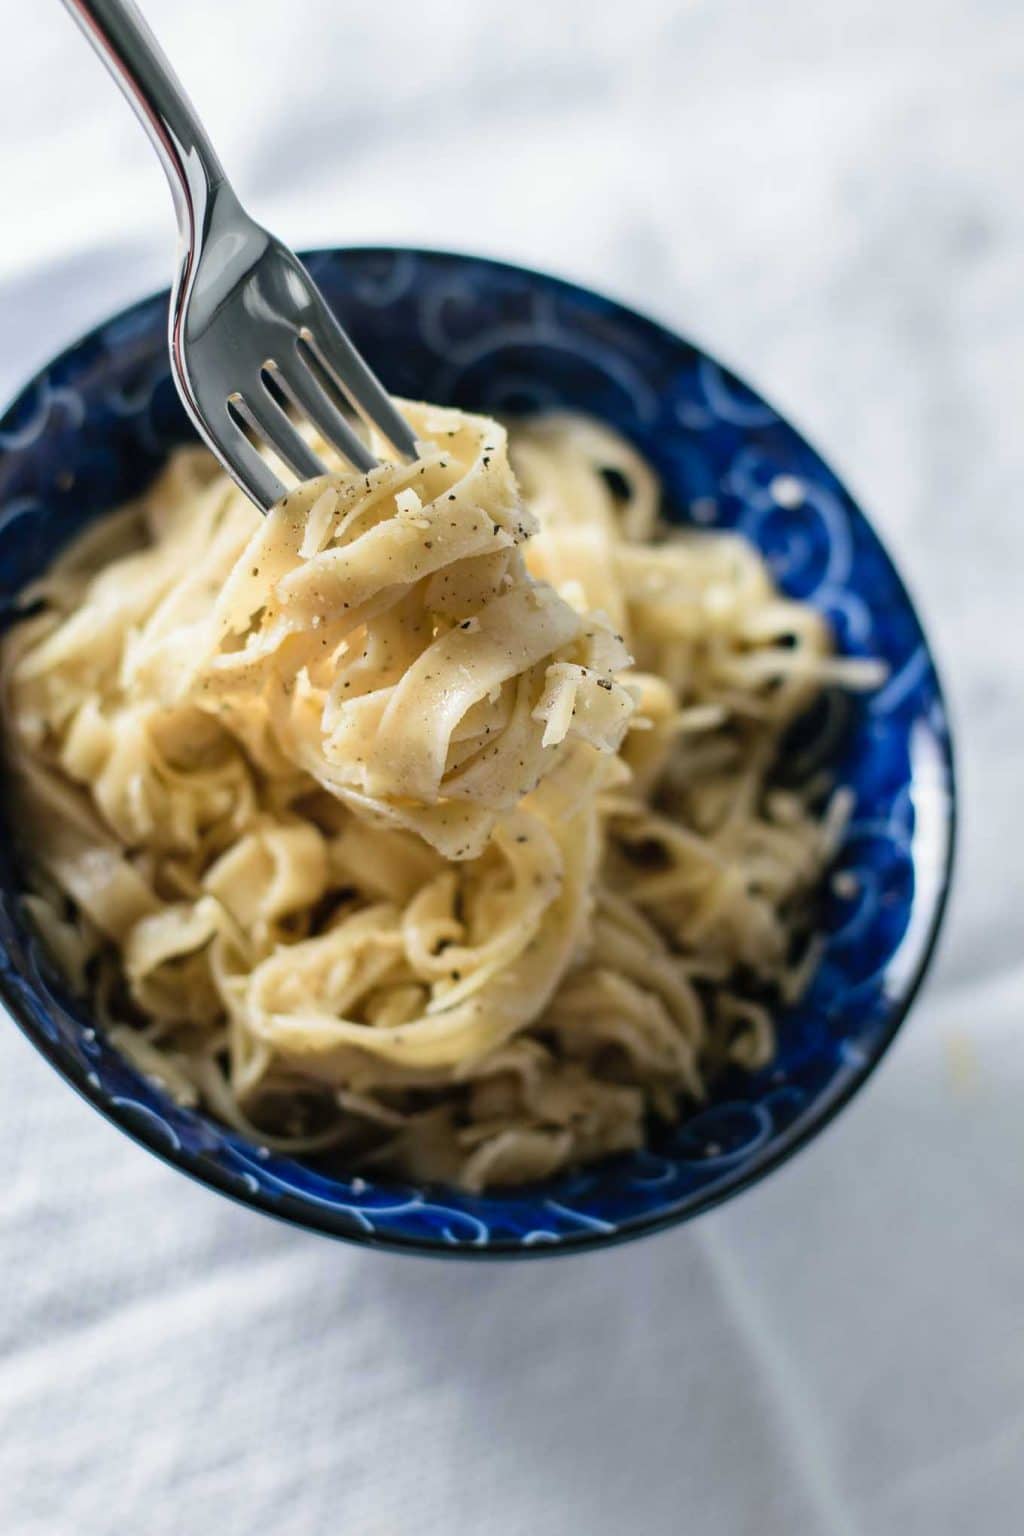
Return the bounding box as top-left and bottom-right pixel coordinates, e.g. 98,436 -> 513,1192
216,408 -> 287,513
301,298 -> 419,460
274,352 -> 377,475
230,388 -> 326,485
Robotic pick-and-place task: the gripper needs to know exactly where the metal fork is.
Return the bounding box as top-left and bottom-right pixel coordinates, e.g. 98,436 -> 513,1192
60,0 -> 419,511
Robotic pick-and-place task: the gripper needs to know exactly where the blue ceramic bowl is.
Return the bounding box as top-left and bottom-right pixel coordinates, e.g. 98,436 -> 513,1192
0,248 -> 955,1257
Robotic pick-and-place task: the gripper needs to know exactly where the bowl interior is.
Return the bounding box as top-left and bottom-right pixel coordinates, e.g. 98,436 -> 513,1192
0,248 -> 954,1255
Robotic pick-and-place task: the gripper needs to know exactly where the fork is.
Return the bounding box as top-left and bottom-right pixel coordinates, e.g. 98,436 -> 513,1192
60,0 -> 419,512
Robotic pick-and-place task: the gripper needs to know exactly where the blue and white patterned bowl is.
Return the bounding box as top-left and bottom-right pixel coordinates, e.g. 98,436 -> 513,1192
0,248 -> 955,1257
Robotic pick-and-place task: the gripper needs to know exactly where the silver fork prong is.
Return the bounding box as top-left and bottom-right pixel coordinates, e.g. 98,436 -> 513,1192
230,387 -> 327,486
273,353 -> 377,475
218,408 -> 287,513
300,301 -> 419,460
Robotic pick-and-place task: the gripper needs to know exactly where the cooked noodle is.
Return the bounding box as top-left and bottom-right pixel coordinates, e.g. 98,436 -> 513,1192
0,404 -> 882,1189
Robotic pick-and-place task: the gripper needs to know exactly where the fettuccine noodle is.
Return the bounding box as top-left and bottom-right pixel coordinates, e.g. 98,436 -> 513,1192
0,404 -> 881,1189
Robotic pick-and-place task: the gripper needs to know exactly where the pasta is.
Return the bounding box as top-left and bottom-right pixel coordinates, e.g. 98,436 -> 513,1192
0,403 -> 882,1189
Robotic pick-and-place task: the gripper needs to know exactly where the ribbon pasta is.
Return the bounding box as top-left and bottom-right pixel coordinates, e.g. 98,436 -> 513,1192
1,404 -> 880,1188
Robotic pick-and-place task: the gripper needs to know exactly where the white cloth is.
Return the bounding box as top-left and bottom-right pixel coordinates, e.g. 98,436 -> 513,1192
1,3 -> 1022,1532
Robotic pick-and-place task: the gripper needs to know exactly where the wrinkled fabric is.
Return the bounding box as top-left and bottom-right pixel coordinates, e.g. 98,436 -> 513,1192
1,1 -> 1022,1533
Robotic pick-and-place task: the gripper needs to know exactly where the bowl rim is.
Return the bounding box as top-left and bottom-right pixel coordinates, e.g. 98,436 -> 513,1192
0,244 -> 957,1259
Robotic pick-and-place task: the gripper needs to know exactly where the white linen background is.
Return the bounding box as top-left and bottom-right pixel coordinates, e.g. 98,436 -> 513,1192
1,2 -> 1021,1532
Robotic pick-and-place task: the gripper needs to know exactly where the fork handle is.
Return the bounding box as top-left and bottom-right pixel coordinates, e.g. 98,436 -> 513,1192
59,0 -> 227,242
